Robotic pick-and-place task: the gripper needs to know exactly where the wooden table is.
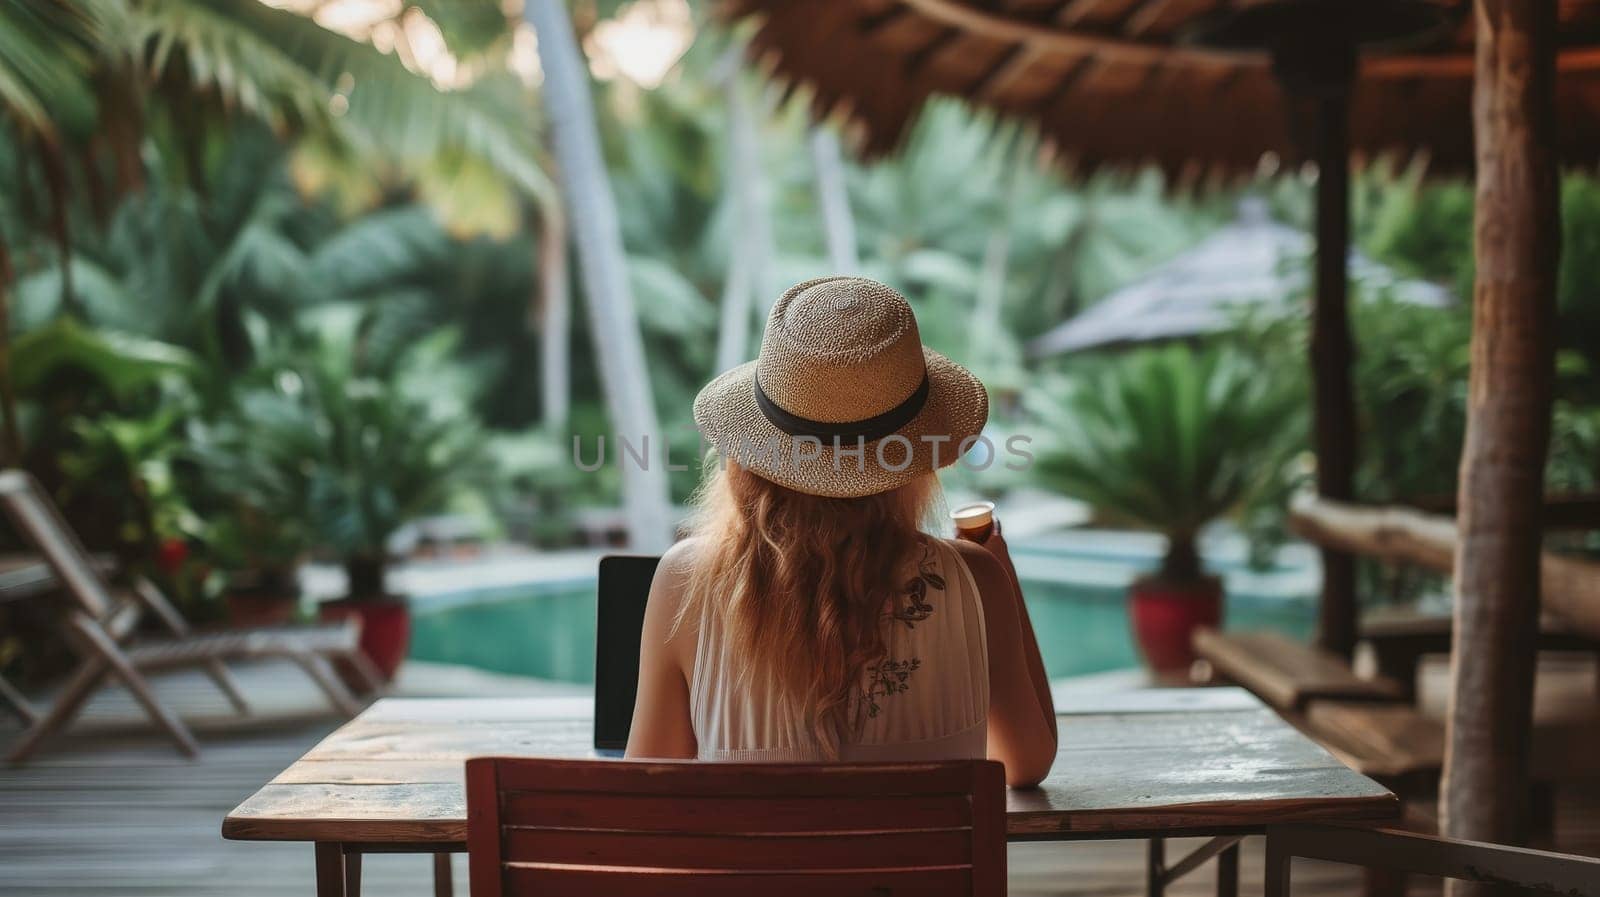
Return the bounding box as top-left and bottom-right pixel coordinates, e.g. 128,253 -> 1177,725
223,687 -> 1397,896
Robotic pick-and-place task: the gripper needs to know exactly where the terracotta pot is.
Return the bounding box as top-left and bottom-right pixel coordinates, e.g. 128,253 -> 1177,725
1128,575 -> 1223,673
319,596 -> 411,683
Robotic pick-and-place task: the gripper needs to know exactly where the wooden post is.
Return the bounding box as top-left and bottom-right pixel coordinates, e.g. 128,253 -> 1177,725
1310,90 -> 1359,660
1442,4 -> 1558,896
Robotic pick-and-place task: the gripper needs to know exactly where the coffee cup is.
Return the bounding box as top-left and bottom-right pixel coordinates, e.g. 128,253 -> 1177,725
951,501 -> 996,544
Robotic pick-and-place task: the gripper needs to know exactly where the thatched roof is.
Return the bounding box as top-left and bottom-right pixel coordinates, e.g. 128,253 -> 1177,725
1027,198 -> 1453,357
722,0 -> 1600,180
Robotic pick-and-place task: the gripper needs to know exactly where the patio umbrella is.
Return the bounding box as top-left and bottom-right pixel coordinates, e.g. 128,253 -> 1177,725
1026,198 -> 1453,357
720,0 -> 1600,660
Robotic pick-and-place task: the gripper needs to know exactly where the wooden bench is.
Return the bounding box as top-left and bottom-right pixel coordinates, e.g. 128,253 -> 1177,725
1302,701 -> 1444,787
1198,628 -> 1600,800
1193,629 -> 1405,711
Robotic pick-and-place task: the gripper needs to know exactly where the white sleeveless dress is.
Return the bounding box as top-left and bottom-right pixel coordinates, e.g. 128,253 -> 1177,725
690,538 -> 989,762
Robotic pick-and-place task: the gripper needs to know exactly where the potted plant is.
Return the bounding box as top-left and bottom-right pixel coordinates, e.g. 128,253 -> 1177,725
286,335 -> 484,682
1034,346 -> 1302,673
189,397 -> 319,627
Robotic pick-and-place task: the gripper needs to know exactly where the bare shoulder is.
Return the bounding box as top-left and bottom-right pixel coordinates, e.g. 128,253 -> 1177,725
647,538 -> 706,611
943,537 -> 1005,582
644,538 -> 703,652
657,536 -> 705,581
941,537 -> 1018,615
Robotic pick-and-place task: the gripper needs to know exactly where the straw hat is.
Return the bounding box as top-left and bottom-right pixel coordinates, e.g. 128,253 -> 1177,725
694,276 -> 989,498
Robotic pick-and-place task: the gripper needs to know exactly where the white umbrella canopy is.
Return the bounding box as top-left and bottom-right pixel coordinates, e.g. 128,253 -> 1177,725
1027,198 -> 1453,358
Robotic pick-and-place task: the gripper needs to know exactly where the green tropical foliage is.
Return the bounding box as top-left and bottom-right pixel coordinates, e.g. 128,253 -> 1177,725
0,0 -> 1594,659
0,0 -> 114,141
187,390 -> 319,590
241,321 -> 486,597
1031,346 -> 1305,583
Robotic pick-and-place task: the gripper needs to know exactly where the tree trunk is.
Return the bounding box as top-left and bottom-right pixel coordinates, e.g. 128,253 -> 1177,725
714,234 -> 753,376
1159,533 -> 1204,585
1441,4 -> 1558,892
809,127 -> 858,273
345,555 -> 387,600
36,140 -> 76,317
972,228 -> 1009,373
1309,91 -> 1359,662
714,55 -> 774,375
972,157 -> 1019,374
533,184 -> 571,429
525,0 -> 674,552
0,235 -> 20,467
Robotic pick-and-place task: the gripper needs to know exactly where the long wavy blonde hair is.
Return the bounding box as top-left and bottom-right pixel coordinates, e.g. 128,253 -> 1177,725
674,461 -> 939,754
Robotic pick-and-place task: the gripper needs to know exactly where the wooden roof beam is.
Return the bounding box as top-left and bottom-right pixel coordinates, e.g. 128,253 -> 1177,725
906,26 -> 963,76
859,4 -> 913,37
1122,0 -> 1178,38
1029,51 -> 1098,116
970,42 -> 1046,100
1056,0 -> 1105,28
897,0 -> 1600,77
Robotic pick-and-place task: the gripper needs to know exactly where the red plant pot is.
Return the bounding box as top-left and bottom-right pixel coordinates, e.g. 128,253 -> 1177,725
319,596 -> 411,683
1128,576 -> 1223,673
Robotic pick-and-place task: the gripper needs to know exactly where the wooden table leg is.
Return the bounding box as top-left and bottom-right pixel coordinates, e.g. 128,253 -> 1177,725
1217,841 -> 1239,897
1147,837 -> 1166,897
433,853 -> 454,897
1264,831 -> 1291,897
344,850 -> 361,896
315,842 -> 346,897
1362,866 -> 1406,897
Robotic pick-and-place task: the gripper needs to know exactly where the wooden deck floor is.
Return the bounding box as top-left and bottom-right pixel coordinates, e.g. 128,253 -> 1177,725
0,660 -> 1594,897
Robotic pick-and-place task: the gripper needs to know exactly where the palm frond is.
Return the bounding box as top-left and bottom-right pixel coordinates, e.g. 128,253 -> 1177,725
307,206 -> 452,297
133,0 -> 552,204
135,0 -> 334,133
0,0 -> 116,140
1033,345 -> 1305,539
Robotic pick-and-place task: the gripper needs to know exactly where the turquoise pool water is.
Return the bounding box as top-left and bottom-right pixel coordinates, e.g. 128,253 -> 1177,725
408,537 -> 1317,682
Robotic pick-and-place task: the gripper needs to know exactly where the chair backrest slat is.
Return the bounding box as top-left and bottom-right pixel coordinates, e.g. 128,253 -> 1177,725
467,758 -> 1006,897
502,864 -> 973,897
501,827 -> 973,869
500,790 -> 973,832
0,471 -> 117,619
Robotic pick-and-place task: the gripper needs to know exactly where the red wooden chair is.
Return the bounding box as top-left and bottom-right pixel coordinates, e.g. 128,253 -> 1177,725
466,757 -> 1006,897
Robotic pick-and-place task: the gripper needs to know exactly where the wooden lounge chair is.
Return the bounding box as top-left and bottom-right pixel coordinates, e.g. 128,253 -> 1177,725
0,673 -> 35,726
1361,610 -> 1600,700
466,757 -> 1006,897
1192,628 -> 1405,712
0,470 -> 384,763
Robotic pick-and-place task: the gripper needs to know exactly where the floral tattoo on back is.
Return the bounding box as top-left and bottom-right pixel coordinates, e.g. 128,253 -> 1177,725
890,540 -> 944,628
862,541 -> 945,719
862,658 -> 921,719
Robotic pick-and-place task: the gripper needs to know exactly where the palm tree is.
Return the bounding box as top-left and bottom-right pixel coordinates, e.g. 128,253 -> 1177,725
524,0 -> 674,551
1032,346 -> 1304,585
534,182 -> 572,429
713,49 -> 774,374
808,127 -> 858,273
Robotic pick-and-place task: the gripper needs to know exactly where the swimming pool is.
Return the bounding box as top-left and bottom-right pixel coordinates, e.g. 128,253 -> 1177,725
408,532 -> 1317,682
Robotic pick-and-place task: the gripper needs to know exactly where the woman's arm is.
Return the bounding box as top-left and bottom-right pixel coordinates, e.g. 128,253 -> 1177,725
624,541 -> 699,759
979,522 -> 1057,742
951,538 -> 1057,787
